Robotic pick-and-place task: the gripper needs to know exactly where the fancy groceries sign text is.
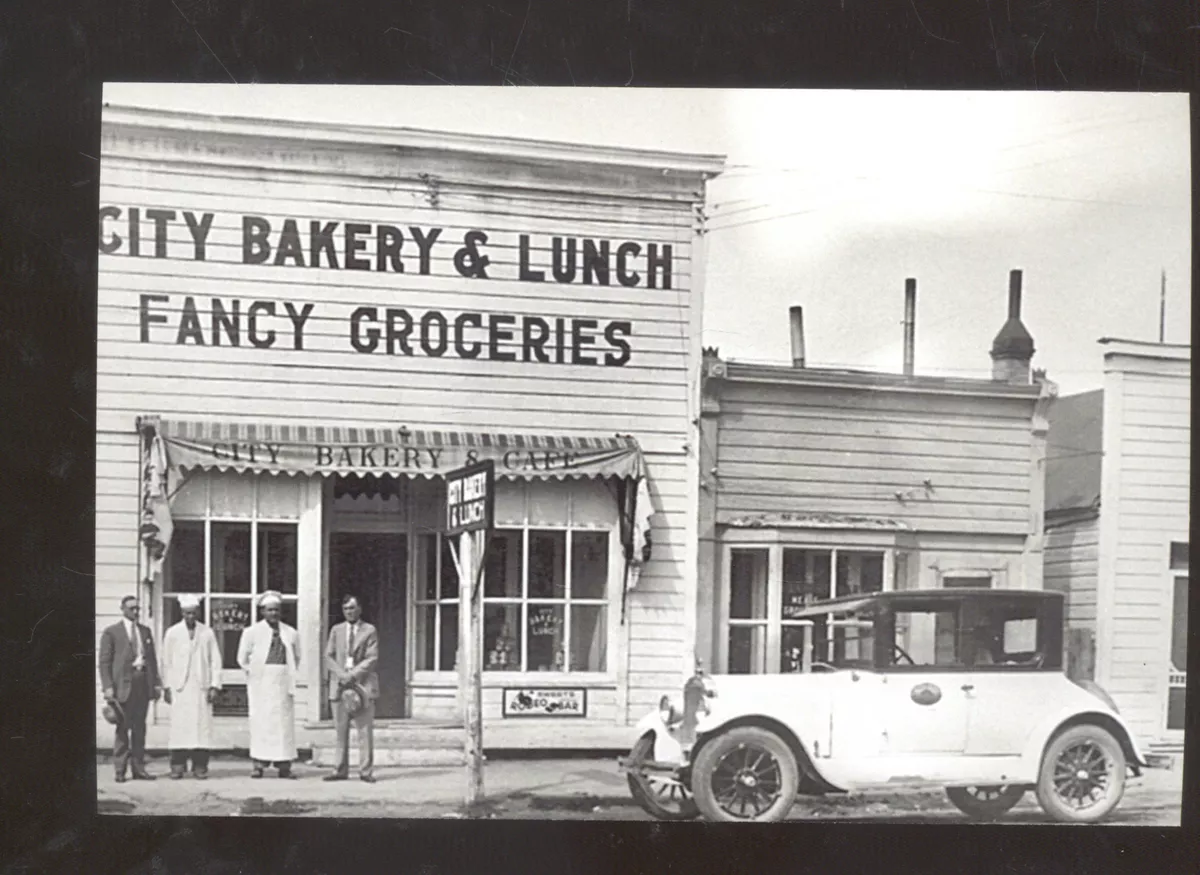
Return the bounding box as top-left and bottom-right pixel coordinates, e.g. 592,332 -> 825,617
100,207 -> 683,368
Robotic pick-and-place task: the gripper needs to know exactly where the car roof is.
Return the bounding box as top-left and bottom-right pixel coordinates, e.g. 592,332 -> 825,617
804,588 -> 1063,613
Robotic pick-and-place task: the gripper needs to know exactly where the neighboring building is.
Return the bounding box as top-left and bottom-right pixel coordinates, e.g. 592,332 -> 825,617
95,106 -> 725,754
696,272 -> 1057,674
1045,339 -> 1190,752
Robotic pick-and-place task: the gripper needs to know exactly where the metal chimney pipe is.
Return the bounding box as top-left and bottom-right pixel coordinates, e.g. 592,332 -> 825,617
903,278 -> 916,377
1008,269 -> 1023,320
789,306 -> 806,368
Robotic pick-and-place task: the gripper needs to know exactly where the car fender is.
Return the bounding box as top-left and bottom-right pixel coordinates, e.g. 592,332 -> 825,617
689,711 -> 845,794
1020,705 -> 1149,774
631,711 -> 686,765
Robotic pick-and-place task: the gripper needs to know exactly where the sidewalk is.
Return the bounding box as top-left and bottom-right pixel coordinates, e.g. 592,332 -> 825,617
96,754 -> 1184,821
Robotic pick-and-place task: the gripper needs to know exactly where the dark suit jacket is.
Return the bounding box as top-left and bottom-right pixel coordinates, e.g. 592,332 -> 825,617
325,621 -> 380,701
99,620 -> 161,703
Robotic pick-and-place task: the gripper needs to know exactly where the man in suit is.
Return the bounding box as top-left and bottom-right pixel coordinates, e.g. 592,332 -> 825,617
324,594 -> 379,783
99,595 -> 163,782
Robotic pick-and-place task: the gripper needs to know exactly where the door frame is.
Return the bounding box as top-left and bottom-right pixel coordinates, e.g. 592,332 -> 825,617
326,519 -> 414,720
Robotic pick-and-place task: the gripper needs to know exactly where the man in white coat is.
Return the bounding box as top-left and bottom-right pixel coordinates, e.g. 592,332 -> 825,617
237,590 -> 301,779
161,594 -> 223,779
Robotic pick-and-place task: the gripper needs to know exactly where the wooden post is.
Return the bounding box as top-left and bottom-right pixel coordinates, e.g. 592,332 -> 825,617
454,528 -> 487,810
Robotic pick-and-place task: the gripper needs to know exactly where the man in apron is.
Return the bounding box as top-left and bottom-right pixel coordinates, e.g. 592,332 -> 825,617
161,593 -> 223,778
237,590 -> 301,778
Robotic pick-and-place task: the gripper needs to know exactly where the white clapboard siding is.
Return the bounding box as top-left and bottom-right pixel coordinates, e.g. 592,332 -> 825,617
1099,346 -> 1190,742
95,109 -> 720,742
715,380 -> 1038,534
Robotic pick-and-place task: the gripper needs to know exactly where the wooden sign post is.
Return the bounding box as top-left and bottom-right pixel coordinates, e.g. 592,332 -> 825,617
444,460 -> 495,811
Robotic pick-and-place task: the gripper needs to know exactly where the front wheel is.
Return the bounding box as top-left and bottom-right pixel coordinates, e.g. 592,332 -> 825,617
1035,724 -> 1127,823
625,734 -> 699,821
691,727 -> 799,822
945,785 -> 1026,820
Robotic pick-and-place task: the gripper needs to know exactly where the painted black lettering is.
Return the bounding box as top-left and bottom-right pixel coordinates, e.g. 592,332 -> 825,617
409,226 -> 442,275
386,308 -> 414,355
145,209 -> 175,259
454,312 -> 483,359
242,215 -> 271,264
616,242 -> 641,287
647,243 -> 672,290
139,293 -> 169,342
211,444 -> 227,460
350,307 -> 380,353
310,221 -> 340,269
502,450 -> 519,469
489,314 -> 517,362
420,311 -> 448,357
274,219 -> 305,267
426,447 -> 442,468
344,223 -> 371,271
519,234 -> 545,282
212,299 -> 240,346
554,318 -> 566,364
465,449 -> 480,465
128,207 -> 141,257
284,302 -> 314,351
176,296 -> 205,345
376,225 -> 404,272
359,446 -> 378,468
551,237 -> 576,283
183,211 -> 214,261
403,447 -> 421,468
264,444 -> 281,464
98,206 -> 122,254
571,319 -> 599,366
382,446 -> 398,468
521,316 -> 551,363
604,320 -> 633,367
316,445 -> 333,466
581,239 -> 610,286
247,301 -> 276,348
337,447 -> 354,467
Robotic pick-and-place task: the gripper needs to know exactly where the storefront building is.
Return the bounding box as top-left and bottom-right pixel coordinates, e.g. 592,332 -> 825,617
95,106 -> 724,750
696,275 -> 1056,673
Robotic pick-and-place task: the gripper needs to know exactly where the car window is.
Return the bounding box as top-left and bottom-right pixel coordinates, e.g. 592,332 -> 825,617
969,600 -> 1047,668
885,604 -> 966,669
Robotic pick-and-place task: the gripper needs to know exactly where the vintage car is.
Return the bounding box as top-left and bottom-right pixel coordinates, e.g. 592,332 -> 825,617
621,588 -> 1161,823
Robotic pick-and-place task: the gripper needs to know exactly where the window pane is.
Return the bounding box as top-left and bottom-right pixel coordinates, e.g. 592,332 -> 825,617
494,480 -> 525,526
165,521 -> 205,593
257,524 -> 298,595
571,531 -> 609,599
1170,542 -> 1189,571
417,533 -> 438,601
728,625 -> 767,674
729,549 -> 768,620
210,597 -> 253,670
440,536 -> 459,599
484,604 -> 521,671
782,549 -> 828,616
211,523 -> 251,593
838,552 -> 884,594
781,624 -> 811,673
943,575 -> 992,589
529,531 -> 566,598
1171,575 -> 1188,672
485,529 -> 524,598
570,605 -> 607,671
440,604 -> 459,671
1167,688 -> 1186,731
527,604 -> 565,671
416,605 -> 437,670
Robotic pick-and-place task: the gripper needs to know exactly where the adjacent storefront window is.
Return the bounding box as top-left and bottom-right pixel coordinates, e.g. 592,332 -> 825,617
725,544 -> 887,674
1167,541 -> 1188,732
162,473 -> 302,676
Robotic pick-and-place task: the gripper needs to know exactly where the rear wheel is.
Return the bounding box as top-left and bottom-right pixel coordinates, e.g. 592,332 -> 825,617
691,727 -> 799,822
945,785 -> 1026,820
1035,724 -> 1126,823
625,734 -> 699,821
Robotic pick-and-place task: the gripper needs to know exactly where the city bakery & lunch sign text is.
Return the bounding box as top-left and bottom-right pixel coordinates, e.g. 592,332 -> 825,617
100,206 -> 683,368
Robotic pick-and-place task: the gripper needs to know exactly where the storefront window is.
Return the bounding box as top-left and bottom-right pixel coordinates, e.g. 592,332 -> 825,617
415,524 -> 612,674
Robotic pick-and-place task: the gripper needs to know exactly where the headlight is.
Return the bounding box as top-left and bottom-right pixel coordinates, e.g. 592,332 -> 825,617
659,694 -> 682,725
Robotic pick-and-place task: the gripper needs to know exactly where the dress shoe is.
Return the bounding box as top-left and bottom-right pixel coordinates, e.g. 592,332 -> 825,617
360,774 -> 377,784
114,774 -> 127,784
132,771 -> 156,781
251,768 -> 264,779
169,770 -> 184,780
324,772 -> 348,782
277,768 -> 297,779
193,771 -> 208,780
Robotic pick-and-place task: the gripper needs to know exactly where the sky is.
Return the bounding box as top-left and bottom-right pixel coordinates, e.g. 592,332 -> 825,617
104,85 -> 1191,395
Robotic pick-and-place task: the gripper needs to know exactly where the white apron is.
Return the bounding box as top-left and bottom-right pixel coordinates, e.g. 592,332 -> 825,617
162,621 -> 222,750
238,620 -> 300,763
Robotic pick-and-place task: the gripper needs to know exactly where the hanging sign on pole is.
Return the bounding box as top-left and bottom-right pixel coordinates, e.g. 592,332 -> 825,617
444,459 -> 494,811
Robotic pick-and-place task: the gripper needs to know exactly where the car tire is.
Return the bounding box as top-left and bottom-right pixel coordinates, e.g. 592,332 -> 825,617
1035,724 -> 1127,823
691,726 -> 799,823
945,785 -> 1026,820
625,734 -> 700,821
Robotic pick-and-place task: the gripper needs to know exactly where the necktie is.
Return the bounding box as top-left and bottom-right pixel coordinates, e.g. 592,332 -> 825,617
345,624 -> 355,670
130,622 -> 143,667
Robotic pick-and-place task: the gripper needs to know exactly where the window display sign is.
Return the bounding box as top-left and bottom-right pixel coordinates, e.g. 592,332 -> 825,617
502,687 -> 587,718
445,459 -> 495,536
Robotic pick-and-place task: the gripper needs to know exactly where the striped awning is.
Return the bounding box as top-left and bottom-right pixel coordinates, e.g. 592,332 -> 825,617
149,418 -> 646,482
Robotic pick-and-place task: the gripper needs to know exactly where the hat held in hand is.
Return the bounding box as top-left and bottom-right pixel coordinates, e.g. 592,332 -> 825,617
340,682 -> 367,717
102,700 -> 124,725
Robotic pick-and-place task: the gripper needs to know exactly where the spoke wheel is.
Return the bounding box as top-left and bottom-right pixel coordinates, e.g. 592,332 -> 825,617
626,735 -> 699,821
1035,724 -> 1126,823
691,727 -> 799,823
945,785 -> 1026,820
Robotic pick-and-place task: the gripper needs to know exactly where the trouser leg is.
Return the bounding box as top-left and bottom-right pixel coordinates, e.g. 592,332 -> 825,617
356,702 -> 375,779
193,750 -> 210,773
112,709 -> 130,777
126,674 -> 150,772
333,698 -> 351,775
169,750 -> 188,776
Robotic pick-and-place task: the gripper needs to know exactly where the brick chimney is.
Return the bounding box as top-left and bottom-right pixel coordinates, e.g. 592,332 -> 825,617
990,269 -> 1036,384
